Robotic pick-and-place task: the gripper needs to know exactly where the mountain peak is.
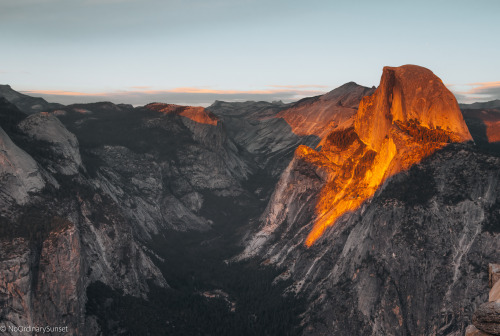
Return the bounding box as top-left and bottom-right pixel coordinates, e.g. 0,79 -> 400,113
354,64 -> 472,152
321,82 -> 375,109
302,64 -> 473,246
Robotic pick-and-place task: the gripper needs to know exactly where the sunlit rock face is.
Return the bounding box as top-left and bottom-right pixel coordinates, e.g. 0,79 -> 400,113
238,70 -> 500,336
355,65 -> 471,151
290,65 -> 472,246
240,65 -> 500,335
243,65 -> 475,254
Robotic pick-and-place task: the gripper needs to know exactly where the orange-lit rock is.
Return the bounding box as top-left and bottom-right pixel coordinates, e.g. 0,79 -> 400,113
354,65 -> 471,152
145,103 -> 219,126
303,65 -> 472,246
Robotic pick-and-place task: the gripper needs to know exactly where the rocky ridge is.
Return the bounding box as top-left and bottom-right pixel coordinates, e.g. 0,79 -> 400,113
208,82 -> 374,175
0,85 -> 62,114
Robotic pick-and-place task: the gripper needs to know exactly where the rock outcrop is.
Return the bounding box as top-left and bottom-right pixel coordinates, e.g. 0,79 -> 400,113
466,325 -> 493,336
461,105 -> 500,148
241,65 -> 500,335
466,264 -> 500,335
354,65 -> 471,152
473,302 -> 500,335
0,127 -> 45,205
244,64 -> 474,251
18,113 -> 83,175
0,85 -> 62,114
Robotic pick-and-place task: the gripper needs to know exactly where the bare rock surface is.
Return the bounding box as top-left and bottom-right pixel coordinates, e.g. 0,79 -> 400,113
0,127 -> 45,204
241,65 -> 500,335
466,325 -> 494,336
0,84 -> 62,114
473,302 -> 500,335
18,113 -> 83,175
490,264 -> 500,288
490,281 -> 500,303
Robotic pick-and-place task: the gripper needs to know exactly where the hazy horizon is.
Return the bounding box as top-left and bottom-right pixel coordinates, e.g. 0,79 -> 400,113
3,78 -> 498,108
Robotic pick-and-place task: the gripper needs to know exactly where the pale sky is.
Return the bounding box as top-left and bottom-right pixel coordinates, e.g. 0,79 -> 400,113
1,0 -> 499,106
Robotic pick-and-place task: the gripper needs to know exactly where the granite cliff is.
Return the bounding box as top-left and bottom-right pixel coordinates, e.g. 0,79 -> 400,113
241,65 -> 499,335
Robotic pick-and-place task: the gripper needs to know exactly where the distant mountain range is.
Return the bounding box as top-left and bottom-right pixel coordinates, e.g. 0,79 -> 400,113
1,66 -> 499,335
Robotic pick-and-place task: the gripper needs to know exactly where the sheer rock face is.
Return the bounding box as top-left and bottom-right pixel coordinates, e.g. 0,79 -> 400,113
0,103 -> 167,335
243,143 -> 500,335
247,65 -> 474,248
1,67 -> 498,335
0,127 -> 45,205
355,65 -> 472,152
0,238 -> 33,329
241,66 -> 499,335
32,224 -> 85,333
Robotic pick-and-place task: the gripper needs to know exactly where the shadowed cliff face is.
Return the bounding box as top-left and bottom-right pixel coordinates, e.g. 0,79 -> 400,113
462,108 -> 500,144
296,65 -> 473,246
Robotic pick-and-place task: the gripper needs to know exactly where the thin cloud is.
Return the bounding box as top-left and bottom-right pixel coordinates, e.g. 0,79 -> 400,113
450,81 -> 500,104
463,81 -> 500,95
129,86 -> 152,90
166,87 -> 327,96
269,84 -> 330,89
22,89 -> 111,96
